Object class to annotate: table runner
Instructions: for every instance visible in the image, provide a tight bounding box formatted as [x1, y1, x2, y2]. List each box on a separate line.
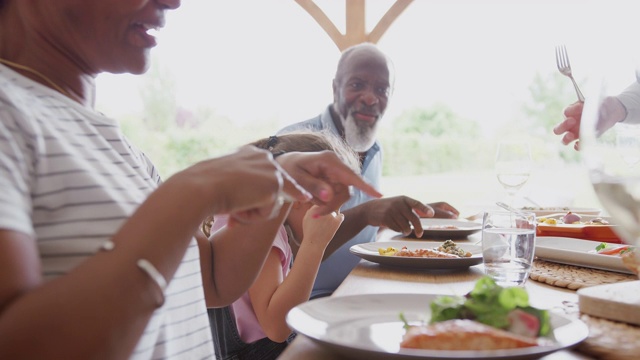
[529, 259, 636, 290]
[529, 259, 640, 359]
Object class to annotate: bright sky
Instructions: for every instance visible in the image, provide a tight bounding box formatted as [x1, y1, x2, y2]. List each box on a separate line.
[96, 0, 638, 134]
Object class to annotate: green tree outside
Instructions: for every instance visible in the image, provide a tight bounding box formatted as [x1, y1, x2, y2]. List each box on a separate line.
[112, 57, 580, 183]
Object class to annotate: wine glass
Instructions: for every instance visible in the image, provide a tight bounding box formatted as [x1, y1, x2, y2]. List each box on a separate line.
[580, 54, 640, 274]
[495, 141, 532, 207]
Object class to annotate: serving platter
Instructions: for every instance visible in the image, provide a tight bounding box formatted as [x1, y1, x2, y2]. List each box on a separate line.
[520, 207, 601, 217]
[411, 218, 482, 239]
[286, 293, 588, 360]
[350, 240, 483, 270]
[535, 236, 634, 274]
[536, 214, 621, 243]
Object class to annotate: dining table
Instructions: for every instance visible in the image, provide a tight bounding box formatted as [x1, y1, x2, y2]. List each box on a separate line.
[277, 225, 639, 360]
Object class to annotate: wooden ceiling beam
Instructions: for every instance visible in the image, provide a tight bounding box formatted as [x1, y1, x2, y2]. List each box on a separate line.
[294, 0, 346, 50]
[345, 0, 366, 47]
[295, 0, 414, 51]
[368, 0, 413, 44]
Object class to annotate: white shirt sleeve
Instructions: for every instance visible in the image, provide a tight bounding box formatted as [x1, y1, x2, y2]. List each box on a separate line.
[618, 82, 640, 124]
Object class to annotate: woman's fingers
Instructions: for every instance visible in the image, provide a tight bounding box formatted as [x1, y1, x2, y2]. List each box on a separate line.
[215, 146, 297, 225]
[218, 146, 381, 225]
[276, 151, 382, 215]
[272, 161, 313, 204]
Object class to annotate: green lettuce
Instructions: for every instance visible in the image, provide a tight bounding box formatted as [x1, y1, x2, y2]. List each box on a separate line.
[428, 276, 551, 336]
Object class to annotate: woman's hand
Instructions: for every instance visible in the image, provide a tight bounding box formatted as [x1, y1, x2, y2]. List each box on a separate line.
[199, 146, 380, 227]
[191, 146, 310, 225]
[275, 150, 382, 217]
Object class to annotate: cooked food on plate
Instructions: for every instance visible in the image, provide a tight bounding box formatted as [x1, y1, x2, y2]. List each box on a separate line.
[537, 211, 609, 225]
[591, 242, 634, 256]
[378, 240, 472, 258]
[424, 225, 459, 230]
[400, 276, 551, 351]
[436, 239, 472, 257]
[522, 206, 570, 211]
[621, 251, 640, 275]
[592, 242, 640, 274]
[395, 248, 460, 258]
[401, 319, 539, 350]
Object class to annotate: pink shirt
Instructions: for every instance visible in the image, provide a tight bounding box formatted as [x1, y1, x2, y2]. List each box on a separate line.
[210, 215, 292, 343]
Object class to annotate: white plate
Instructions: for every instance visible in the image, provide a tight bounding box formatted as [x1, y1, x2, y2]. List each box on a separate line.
[350, 240, 482, 270]
[287, 293, 588, 360]
[520, 207, 601, 217]
[412, 218, 482, 239]
[535, 237, 633, 274]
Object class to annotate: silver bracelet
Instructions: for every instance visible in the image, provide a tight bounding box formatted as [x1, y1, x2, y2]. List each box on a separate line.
[99, 241, 166, 307]
[100, 240, 115, 251]
[137, 259, 167, 307]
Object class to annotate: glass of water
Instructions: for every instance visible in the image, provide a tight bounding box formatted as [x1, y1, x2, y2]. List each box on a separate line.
[481, 211, 536, 287]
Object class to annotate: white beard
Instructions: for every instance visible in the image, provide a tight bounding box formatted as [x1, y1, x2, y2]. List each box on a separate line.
[342, 112, 377, 152]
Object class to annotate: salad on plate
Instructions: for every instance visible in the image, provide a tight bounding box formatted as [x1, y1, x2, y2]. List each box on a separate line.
[400, 277, 552, 350]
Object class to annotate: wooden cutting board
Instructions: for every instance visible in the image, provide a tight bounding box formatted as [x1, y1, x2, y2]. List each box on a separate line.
[578, 280, 640, 325]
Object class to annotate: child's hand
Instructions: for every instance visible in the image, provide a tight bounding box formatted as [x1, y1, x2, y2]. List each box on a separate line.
[301, 205, 344, 248]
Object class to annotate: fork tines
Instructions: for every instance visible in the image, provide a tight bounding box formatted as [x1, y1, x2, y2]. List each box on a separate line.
[555, 45, 571, 72]
[555, 44, 585, 102]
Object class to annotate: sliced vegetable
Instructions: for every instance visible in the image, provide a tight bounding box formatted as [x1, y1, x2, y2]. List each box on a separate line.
[597, 245, 632, 256]
[507, 309, 540, 338]
[427, 276, 551, 337]
[399, 312, 410, 330]
[595, 242, 608, 252]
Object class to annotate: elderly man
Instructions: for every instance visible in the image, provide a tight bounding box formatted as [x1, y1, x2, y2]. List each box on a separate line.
[278, 43, 459, 298]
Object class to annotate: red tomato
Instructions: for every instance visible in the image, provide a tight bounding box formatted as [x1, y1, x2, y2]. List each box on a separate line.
[597, 245, 632, 256]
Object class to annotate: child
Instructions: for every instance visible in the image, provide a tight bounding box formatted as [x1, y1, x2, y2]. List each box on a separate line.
[207, 131, 360, 360]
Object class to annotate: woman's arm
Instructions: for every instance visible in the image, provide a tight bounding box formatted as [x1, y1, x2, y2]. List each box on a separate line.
[0, 147, 378, 358]
[0, 147, 298, 359]
[0, 168, 215, 359]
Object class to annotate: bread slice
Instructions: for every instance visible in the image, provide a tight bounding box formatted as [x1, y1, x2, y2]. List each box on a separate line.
[401, 319, 539, 350]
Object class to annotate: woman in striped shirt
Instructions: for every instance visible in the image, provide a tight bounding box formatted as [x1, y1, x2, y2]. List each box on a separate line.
[0, 1, 381, 358]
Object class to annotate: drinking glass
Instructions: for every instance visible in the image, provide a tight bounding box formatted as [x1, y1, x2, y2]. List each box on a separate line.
[495, 141, 532, 207]
[481, 211, 536, 287]
[580, 55, 640, 274]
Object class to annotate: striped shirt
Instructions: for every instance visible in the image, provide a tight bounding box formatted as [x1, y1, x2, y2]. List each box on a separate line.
[0, 64, 214, 359]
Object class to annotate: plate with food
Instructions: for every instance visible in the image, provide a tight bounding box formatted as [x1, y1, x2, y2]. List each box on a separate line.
[286, 277, 588, 360]
[535, 237, 635, 274]
[535, 212, 622, 243]
[410, 218, 482, 239]
[350, 240, 482, 270]
[520, 206, 601, 217]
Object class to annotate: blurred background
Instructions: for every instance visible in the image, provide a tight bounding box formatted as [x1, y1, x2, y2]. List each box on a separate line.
[95, 0, 638, 215]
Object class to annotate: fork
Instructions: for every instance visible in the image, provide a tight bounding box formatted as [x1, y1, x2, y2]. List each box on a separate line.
[555, 45, 585, 102]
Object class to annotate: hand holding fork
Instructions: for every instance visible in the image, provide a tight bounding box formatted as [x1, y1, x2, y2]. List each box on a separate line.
[555, 45, 585, 102]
